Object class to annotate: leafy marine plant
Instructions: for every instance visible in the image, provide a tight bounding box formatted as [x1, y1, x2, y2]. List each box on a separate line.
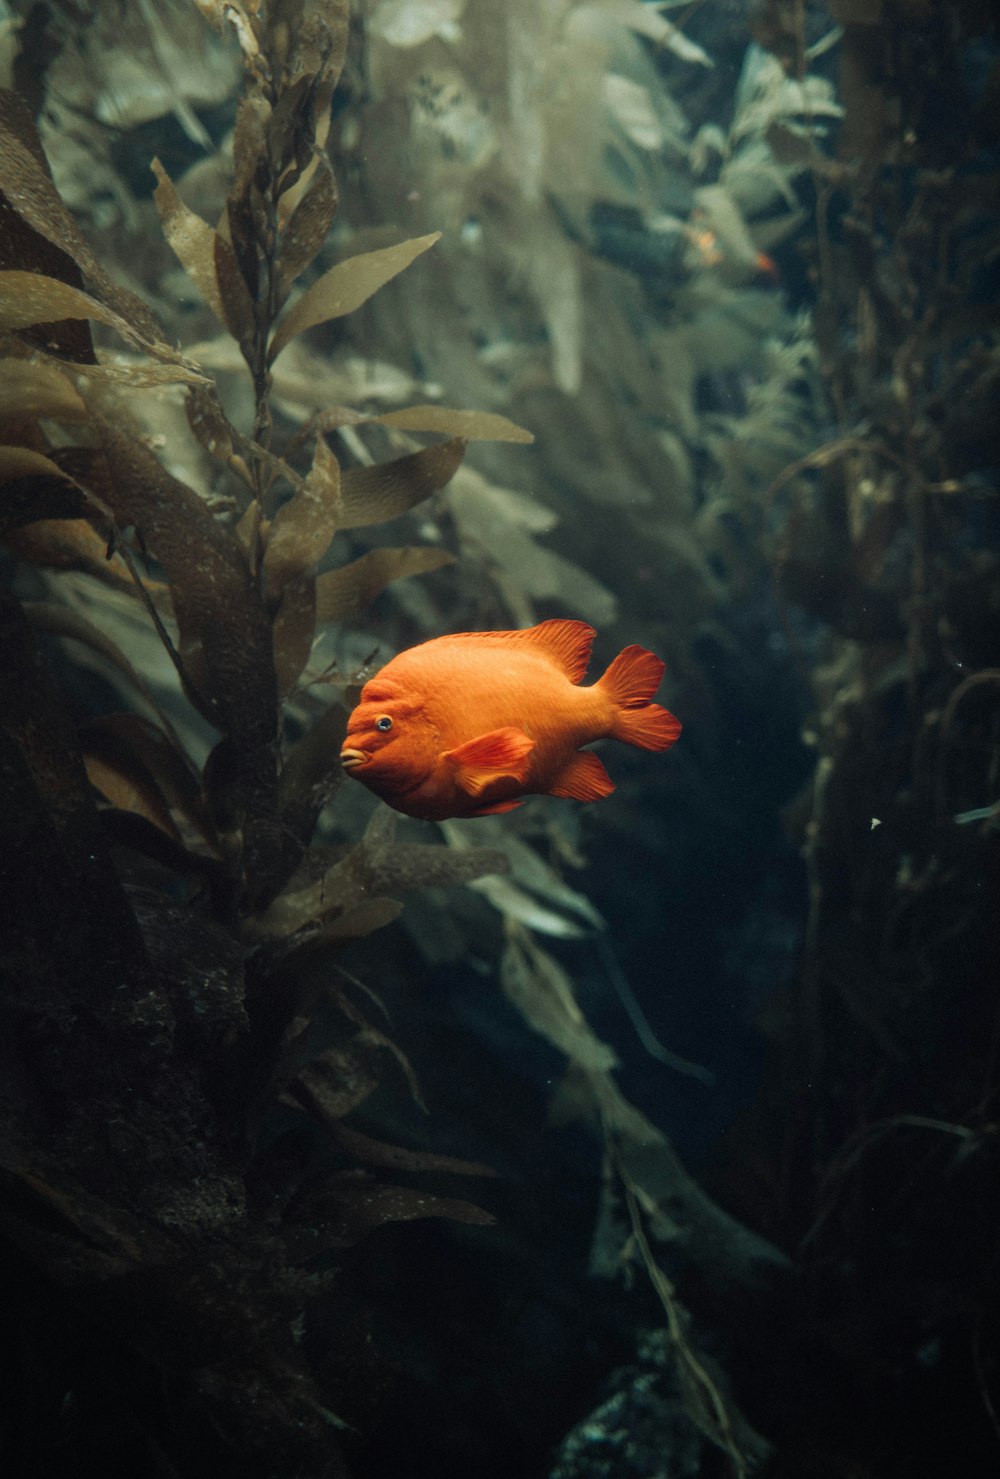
[351, 0, 830, 648]
[754, 0, 1000, 1157]
[0, 3, 547, 1471]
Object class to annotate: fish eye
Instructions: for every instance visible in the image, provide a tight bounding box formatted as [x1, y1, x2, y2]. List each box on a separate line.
[375, 715, 393, 732]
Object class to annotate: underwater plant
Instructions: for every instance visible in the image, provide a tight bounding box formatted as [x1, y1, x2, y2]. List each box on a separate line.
[0, 3, 550, 1471]
[0, 4, 802, 1472]
[350, 3, 1000, 1474]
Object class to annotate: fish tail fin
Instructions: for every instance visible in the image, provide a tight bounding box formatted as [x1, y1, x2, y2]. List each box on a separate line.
[599, 645, 682, 752]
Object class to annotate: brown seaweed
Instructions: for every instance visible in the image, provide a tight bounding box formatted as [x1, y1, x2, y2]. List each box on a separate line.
[0, 6, 516, 1471]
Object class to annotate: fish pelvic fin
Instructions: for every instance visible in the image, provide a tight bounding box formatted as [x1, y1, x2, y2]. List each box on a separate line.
[548, 750, 615, 802]
[598, 645, 682, 752]
[445, 726, 535, 798]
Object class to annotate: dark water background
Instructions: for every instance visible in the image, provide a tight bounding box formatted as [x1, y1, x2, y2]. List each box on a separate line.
[3, 3, 999, 1478]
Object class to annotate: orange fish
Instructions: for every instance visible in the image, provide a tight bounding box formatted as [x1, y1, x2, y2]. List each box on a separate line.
[339, 619, 681, 821]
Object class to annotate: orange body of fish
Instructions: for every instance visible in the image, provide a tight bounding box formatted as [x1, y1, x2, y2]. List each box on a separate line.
[339, 618, 681, 821]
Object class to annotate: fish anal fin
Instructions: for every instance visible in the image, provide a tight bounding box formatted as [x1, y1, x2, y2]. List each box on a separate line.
[429, 620, 595, 683]
[548, 750, 615, 802]
[445, 727, 534, 798]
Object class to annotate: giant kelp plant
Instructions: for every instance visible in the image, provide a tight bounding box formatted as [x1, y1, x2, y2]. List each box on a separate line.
[718, 1, 1000, 1468]
[0, 4, 779, 1471]
[0, 4, 529, 1474]
[344, 5, 1000, 1471]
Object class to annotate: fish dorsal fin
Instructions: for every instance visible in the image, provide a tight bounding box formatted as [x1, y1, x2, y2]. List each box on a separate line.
[444, 727, 534, 798]
[431, 620, 596, 683]
[525, 619, 596, 682]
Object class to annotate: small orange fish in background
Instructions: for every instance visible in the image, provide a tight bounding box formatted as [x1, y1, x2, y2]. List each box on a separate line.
[340, 618, 681, 821]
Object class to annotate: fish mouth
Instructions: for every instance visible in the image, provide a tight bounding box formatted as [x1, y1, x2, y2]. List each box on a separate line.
[340, 747, 369, 772]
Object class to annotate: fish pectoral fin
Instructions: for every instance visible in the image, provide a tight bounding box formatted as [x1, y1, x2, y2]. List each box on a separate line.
[547, 750, 615, 802]
[445, 727, 534, 798]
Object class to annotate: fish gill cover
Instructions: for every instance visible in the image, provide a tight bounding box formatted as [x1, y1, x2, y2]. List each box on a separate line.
[1, 3, 999, 1479]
